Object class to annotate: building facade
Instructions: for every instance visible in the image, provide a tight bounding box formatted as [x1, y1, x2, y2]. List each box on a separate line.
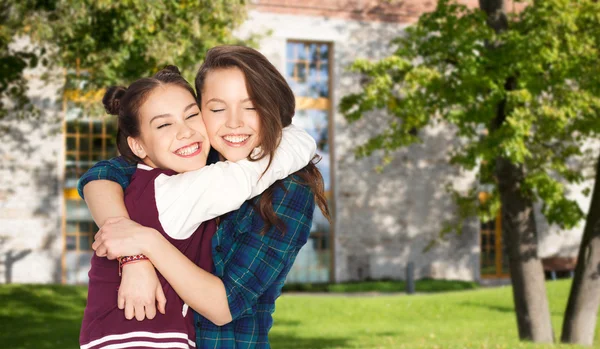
[0, 0, 588, 284]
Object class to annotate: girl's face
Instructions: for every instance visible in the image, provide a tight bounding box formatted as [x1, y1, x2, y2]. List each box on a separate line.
[200, 67, 261, 161]
[129, 84, 210, 173]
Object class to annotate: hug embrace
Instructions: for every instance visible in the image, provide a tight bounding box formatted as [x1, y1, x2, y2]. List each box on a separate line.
[77, 45, 330, 349]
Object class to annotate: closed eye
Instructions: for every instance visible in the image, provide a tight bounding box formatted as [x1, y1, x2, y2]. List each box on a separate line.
[210, 109, 225, 113]
[157, 123, 171, 129]
[186, 113, 199, 119]
[245, 107, 256, 111]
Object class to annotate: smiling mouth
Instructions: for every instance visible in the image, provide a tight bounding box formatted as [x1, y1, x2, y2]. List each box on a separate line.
[174, 142, 201, 157]
[222, 134, 251, 146]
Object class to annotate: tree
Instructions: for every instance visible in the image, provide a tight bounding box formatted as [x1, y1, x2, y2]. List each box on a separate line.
[558, 5, 600, 345]
[562, 157, 600, 346]
[340, 0, 600, 344]
[0, 2, 42, 121]
[0, 0, 251, 119]
[480, 0, 553, 342]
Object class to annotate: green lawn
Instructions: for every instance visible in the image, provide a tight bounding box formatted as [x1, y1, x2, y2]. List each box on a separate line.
[282, 279, 479, 293]
[0, 280, 597, 349]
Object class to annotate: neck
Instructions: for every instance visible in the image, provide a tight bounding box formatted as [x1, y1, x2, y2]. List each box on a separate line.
[141, 157, 157, 169]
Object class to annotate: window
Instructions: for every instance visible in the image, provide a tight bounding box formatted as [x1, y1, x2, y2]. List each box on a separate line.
[286, 41, 334, 283]
[479, 192, 509, 278]
[62, 70, 118, 284]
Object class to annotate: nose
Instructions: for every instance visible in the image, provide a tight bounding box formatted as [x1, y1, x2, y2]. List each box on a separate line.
[225, 109, 243, 129]
[176, 122, 195, 140]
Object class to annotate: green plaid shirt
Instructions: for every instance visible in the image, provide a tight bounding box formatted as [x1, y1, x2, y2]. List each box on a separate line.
[78, 157, 315, 349]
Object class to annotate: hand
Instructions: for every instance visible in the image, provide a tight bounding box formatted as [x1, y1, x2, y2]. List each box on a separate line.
[119, 261, 167, 321]
[92, 217, 156, 259]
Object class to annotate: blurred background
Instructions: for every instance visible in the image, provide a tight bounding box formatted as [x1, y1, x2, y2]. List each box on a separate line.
[1, 0, 599, 348]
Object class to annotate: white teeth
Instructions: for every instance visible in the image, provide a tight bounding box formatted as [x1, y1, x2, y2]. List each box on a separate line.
[223, 135, 250, 144]
[176, 143, 199, 156]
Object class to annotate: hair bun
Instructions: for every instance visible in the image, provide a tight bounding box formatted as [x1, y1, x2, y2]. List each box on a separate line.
[102, 86, 127, 115]
[154, 65, 182, 78]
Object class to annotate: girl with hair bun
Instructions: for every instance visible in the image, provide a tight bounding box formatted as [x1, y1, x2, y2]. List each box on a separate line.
[79, 66, 316, 349]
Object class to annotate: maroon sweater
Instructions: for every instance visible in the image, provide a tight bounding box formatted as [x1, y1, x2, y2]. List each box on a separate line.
[80, 167, 216, 349]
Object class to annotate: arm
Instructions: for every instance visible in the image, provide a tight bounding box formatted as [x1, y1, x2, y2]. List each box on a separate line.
[142, 230, 231, 325]
[93, 178, 315, 326]
[77, 156, 136, 201]
[79, 157, 165, 321]
[78, 157, 135, 225]
[83, 180, 129, 226]
[156, 124, 316, 239]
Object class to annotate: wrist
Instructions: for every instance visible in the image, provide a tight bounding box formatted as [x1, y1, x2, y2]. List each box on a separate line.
[119, 255, 149, 276]
[141, 228, 162, 259]
[121, 259, 151, 269]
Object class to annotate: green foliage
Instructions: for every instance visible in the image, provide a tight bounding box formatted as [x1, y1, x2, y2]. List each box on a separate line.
[0, 0, 251, 117]
[0, 3, 45, 120]
[340, 0, 600, 233]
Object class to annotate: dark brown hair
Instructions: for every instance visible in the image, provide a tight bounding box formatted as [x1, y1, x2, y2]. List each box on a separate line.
[103, 65, 196, 163]
[195, 45, 330, 234]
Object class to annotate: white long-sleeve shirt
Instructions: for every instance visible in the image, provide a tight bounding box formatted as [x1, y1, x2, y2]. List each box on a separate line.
[153, 124, 316, 239]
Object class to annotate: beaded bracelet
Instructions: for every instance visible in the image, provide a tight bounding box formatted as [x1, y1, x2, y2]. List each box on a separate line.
[118, 254, 149, 276]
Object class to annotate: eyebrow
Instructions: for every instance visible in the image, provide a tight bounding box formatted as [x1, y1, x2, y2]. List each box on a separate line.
[149, 103, 198, 124]
[204, 98, 253, 106]
[204, 98, 226, 106]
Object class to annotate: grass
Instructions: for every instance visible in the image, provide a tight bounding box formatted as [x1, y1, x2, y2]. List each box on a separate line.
[0, 280, 598, 349]
[282, 279, 479, 293]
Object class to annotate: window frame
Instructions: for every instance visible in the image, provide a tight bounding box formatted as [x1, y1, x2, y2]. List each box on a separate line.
[61, 65, 118, 284]
[286, 40, 336, 282]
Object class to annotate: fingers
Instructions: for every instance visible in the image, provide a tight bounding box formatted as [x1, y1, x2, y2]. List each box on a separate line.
[145, 302, 157, 320]
[124, 301, 135, 320]
[121, 295, 152, 321]
[134, 303, 146, 321]
[117, 292, 125, 310]
[94, 244, 108, 257]
[92, 228, 107, 256]
[156, 285, 167, 315]
[92, 230, 102, 251]
[106, 250, 119, 260]
[92, 218, 117, 248]
[93, 228, 116, 259]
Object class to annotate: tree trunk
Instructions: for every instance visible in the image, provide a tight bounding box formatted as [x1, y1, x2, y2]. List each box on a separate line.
[481, 0, 554, 343]
[495, 157, 555, 343]
[478, 0, 509, 33]
[561, 153, 600, 346]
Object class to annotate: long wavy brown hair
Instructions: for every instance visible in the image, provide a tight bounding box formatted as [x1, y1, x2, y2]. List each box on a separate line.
[195, 45, 330, 235]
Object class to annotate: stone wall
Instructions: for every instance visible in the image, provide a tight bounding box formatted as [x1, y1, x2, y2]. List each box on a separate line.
[0, 38, 64, 283]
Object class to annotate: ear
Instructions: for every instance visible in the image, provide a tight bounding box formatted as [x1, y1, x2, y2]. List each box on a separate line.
[127, 136, 147, 159]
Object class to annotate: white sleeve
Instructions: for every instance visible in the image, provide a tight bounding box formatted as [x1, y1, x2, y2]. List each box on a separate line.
[155, 124, 316, 239]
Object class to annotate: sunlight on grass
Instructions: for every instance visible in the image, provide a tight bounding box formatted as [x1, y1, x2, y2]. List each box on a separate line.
[0, 284, 88, 349]
[0, 280, 598, 349]
[270, 280, 599, 349]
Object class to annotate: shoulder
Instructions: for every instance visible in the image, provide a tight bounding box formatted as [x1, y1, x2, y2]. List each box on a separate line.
[126, 167, 162, 200]
[77, 156, 136, 199]
[273, 174, 315, 202]
[259, 174, 316, 243]
[231, 173, 315, 219]
[221, 174, 315, 246]
[258, 174, 315, 220]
